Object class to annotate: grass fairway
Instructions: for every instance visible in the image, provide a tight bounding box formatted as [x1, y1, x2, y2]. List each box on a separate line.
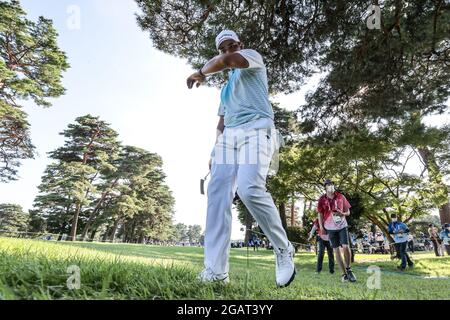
[0, 237, 449, 300]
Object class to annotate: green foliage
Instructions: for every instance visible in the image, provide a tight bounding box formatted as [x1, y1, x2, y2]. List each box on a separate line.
[0, 0, 69, 181]
[286, 226, 308, 249]
[0, 100, 33, 181]
[169, 223, 202, 244]
[0, 203, 28, 232]
[342, 192, 364, 233]
[296, 1, 450, 223]
[409, 214, 443, 235]
[171, 223, 188, 242]
[135, 0, 325, 94]
[32, 161, 97, 234]
[187, 225, 202, 244]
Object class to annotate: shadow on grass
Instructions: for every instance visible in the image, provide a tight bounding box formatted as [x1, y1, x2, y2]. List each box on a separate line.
[55, 241, 206, 266]
[354, 255, 450, 278]
[55, 242, 290, 269]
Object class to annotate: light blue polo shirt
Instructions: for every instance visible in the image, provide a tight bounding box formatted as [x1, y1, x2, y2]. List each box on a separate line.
[217, 49, 274, 128]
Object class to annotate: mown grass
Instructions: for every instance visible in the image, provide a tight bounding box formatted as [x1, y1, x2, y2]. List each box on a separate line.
[0, 237, 449, 300]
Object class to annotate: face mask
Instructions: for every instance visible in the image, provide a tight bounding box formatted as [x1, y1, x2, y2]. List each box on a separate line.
[325, 185, 335, 193]
[392, 218, 397, 222]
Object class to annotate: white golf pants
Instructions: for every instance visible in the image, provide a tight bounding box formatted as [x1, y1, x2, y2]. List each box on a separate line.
[204, 117, 289, 275]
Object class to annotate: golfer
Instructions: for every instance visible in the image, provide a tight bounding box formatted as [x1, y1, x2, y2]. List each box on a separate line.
[186, 30, 295, 287]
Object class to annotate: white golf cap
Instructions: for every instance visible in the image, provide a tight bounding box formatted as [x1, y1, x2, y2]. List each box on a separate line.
[215, 30, 240, 50]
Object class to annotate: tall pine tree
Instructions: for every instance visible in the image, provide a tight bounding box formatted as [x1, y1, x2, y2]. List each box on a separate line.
[0, 0, 69, 181]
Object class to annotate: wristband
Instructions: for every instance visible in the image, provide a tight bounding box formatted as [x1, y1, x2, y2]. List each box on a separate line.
[199, 68, 206, 77]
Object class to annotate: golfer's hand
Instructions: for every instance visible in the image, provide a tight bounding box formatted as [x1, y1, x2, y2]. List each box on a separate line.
[187, 72, 205, 89]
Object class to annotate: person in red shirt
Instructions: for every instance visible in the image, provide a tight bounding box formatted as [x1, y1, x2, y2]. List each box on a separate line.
[308, 218, 335, 274]
[317, 179, 356, 282]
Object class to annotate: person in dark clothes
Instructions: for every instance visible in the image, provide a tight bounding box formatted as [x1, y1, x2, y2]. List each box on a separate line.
[388, 214, 414, 271]
[308, 218, 335, 274]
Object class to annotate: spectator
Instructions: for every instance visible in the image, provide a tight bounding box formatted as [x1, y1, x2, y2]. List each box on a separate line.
[428, 224, 443, 257]
[439, 223, 450, 256]
[348, 232, 357, 262]
[252, 235, 260, 252]
[308, 219, 335, 274]
[375, 230, 385, 254]
[368, 231, 375, 245]
[407, 234, 414, 253]
[317, 179, 356, 282]
[388, 214, 414, 271]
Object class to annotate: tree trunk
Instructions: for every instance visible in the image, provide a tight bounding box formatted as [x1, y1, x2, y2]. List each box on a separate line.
[81, 178, 120, 240]
[58, 221, 67, 241]
[69, 202, 81, 241]
[102, 228, 109, 242]
[439, 202, 450, 224]
[418, 147, 450, 224]
[278, 202, 287, 231]
[89, 228, 97, 242]
[108, 219, 120, 242]
[130, 219, 137, 242]
[244, 208, 253, 244]
[301, 200, 309, 227]
[71, 129, 99, 241]
[81, 210, 98, 241]
[68, 173, 98, 242]
[290, 199, 295, 226]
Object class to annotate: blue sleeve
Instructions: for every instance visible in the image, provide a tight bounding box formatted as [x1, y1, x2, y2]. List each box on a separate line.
[388, 223, 394, 234]
[402, 223, 409, 233]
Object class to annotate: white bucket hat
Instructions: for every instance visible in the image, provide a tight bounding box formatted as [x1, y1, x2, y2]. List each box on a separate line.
[215, 30, 240, 50]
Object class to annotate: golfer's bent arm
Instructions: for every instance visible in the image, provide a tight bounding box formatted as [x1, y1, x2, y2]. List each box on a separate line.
[201, 53, 249, 75]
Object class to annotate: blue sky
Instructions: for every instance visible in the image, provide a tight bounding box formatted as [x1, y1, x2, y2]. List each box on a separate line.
[0, 0, 309, 240]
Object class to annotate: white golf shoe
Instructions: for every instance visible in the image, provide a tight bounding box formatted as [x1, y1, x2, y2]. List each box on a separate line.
[198, 268, 230, 284]
[275, 241, 296, 288]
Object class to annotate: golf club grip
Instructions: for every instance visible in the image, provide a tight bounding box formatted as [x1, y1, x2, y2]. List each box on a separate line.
[200, 179, 205, 195]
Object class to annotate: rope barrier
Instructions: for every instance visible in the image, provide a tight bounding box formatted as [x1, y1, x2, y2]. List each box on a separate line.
[245, 228, 405, 252]
[0, 229, 119, 243]
[1, 228, 429, 254]
[0, 230, 175, 245]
